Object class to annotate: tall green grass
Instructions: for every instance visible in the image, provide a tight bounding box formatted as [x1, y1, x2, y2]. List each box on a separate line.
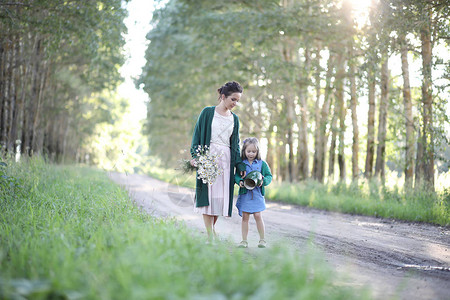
[0, 158, 369, 299]
[147, 165, 449, 226]
[266, 180, 450, 226]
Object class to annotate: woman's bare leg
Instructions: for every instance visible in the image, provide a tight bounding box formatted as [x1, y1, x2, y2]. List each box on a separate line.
[241, 212, 250, 241]
[213, 216, 219, 238]
[254, 212, 265, 240]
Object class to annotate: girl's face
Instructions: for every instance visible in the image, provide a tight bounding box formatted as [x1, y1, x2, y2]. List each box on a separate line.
[220, 92, 241, 111]
[245, 143, 258, 161]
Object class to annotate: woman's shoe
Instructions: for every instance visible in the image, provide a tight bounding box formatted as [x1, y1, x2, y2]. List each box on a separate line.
[238, 240, 248, 248]
[258, 239, 266, 248]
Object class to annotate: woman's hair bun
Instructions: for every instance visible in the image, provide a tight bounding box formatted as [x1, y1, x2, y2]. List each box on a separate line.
[217, 81, 243, 97]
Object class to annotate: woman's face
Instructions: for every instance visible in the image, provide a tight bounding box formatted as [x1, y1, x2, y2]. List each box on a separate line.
[245, 144, 258, 161]
[221, 92, 241, 110]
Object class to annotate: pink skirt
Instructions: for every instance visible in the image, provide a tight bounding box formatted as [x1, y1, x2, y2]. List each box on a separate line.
[194, 142, 231, 216]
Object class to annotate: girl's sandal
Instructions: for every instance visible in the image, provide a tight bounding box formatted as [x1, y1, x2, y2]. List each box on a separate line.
[238, 240, 248, 248]
[258, 239, 267, 248]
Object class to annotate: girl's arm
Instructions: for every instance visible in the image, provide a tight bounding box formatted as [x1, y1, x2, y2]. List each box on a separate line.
[261, 161, 273, 186]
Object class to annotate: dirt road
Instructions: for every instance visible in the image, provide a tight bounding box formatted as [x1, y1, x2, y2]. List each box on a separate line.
[109, 172, 450, 300]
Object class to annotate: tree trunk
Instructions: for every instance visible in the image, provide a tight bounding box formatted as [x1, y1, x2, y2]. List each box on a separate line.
[328, 110, 338, 180]
[329, 52, 345, 181]
[415, 127, 424, 187]
[335, 52, 346, 182]
[297, 48, 310, 180]
[9, 34, 27, 152]
[415, 11, 434, 190]
[400, 34, 414, 189]
[281, 43, 296, 182]
[374, 55, 389, 182]
[315, 53, 335, 183]
[266, 123, 275, 181]
[0, 37, 4, 148]
[23, 35, 40, 155]
[365, 72, 376, 179]
[32, 60, 49, 155]
[286, 96, 295, 182]
[312, 49, 322, 180]
[62, 116, 71, 163]
[27, 37, 43, 155]
[1, 37, 12, 149]
[349, 53, 359, 181]
[277, 131, 285, 182]
[6, 39, 16, 151]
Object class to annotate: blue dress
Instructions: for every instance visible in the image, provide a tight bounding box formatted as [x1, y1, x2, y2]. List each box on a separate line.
[235, 159, 266, 217]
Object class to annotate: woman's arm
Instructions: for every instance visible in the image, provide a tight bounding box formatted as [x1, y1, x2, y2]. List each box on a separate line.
[232, 116, 246, 176]
[235, 171, 244, 185]
[190, 109, 205, 158]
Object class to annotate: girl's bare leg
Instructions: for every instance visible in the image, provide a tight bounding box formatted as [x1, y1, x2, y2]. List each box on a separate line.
[254, 212, 265, 240]
[241, 212, 250, 241]
[202, 214, 214, 241]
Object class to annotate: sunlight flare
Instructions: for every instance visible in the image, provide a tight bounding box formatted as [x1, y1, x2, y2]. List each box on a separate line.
[346, 0, 375, 27]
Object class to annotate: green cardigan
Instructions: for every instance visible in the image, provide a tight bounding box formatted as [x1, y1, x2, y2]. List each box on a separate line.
[234, 160, 273, 196]
[190, 106, 246, 216]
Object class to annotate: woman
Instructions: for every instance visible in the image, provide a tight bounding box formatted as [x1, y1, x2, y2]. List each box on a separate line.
[190, 81, 246, 242]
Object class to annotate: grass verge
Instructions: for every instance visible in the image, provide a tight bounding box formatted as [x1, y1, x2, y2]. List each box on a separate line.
[0, 158, 369, 299]
[148, 165, 449, 226]
[266, 180, 449, 226]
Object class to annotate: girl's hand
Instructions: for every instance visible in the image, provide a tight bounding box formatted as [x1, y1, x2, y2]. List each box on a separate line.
[239, 181, 244, 188]
[241, 171, 246, 178]
[258, 176, 264, 187]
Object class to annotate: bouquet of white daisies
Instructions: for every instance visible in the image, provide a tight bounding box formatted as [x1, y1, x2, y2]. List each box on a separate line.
[179, 145, 223, 185]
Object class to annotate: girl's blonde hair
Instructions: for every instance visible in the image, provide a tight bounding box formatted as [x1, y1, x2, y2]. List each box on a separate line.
[241, 137, 261, 160]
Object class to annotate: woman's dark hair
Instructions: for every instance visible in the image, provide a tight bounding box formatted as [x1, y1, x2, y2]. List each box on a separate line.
[241, 137, 261, 160]
[217, 81, 243, 97]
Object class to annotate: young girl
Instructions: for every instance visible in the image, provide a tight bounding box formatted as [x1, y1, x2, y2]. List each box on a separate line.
[235, 137, 272, 248]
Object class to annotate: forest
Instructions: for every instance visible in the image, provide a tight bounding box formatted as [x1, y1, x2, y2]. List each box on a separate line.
[1, 1, 449, 298]
[1, 0, 449, 193]
[138, 0, 449, 192]
[0, 0, 128, 162]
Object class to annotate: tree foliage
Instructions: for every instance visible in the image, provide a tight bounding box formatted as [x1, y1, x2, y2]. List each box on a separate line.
[139, 0, 449, 190]
[0, 0, 129, 161]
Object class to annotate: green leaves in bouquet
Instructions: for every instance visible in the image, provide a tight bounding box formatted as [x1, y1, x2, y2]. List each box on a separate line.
[178, 159, 197, 174]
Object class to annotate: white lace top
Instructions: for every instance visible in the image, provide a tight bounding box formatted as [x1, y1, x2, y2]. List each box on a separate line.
[210, 110, 234, 147]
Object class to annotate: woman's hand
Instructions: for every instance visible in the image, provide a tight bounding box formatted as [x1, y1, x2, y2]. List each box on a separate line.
[190, 159, 197, 167]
